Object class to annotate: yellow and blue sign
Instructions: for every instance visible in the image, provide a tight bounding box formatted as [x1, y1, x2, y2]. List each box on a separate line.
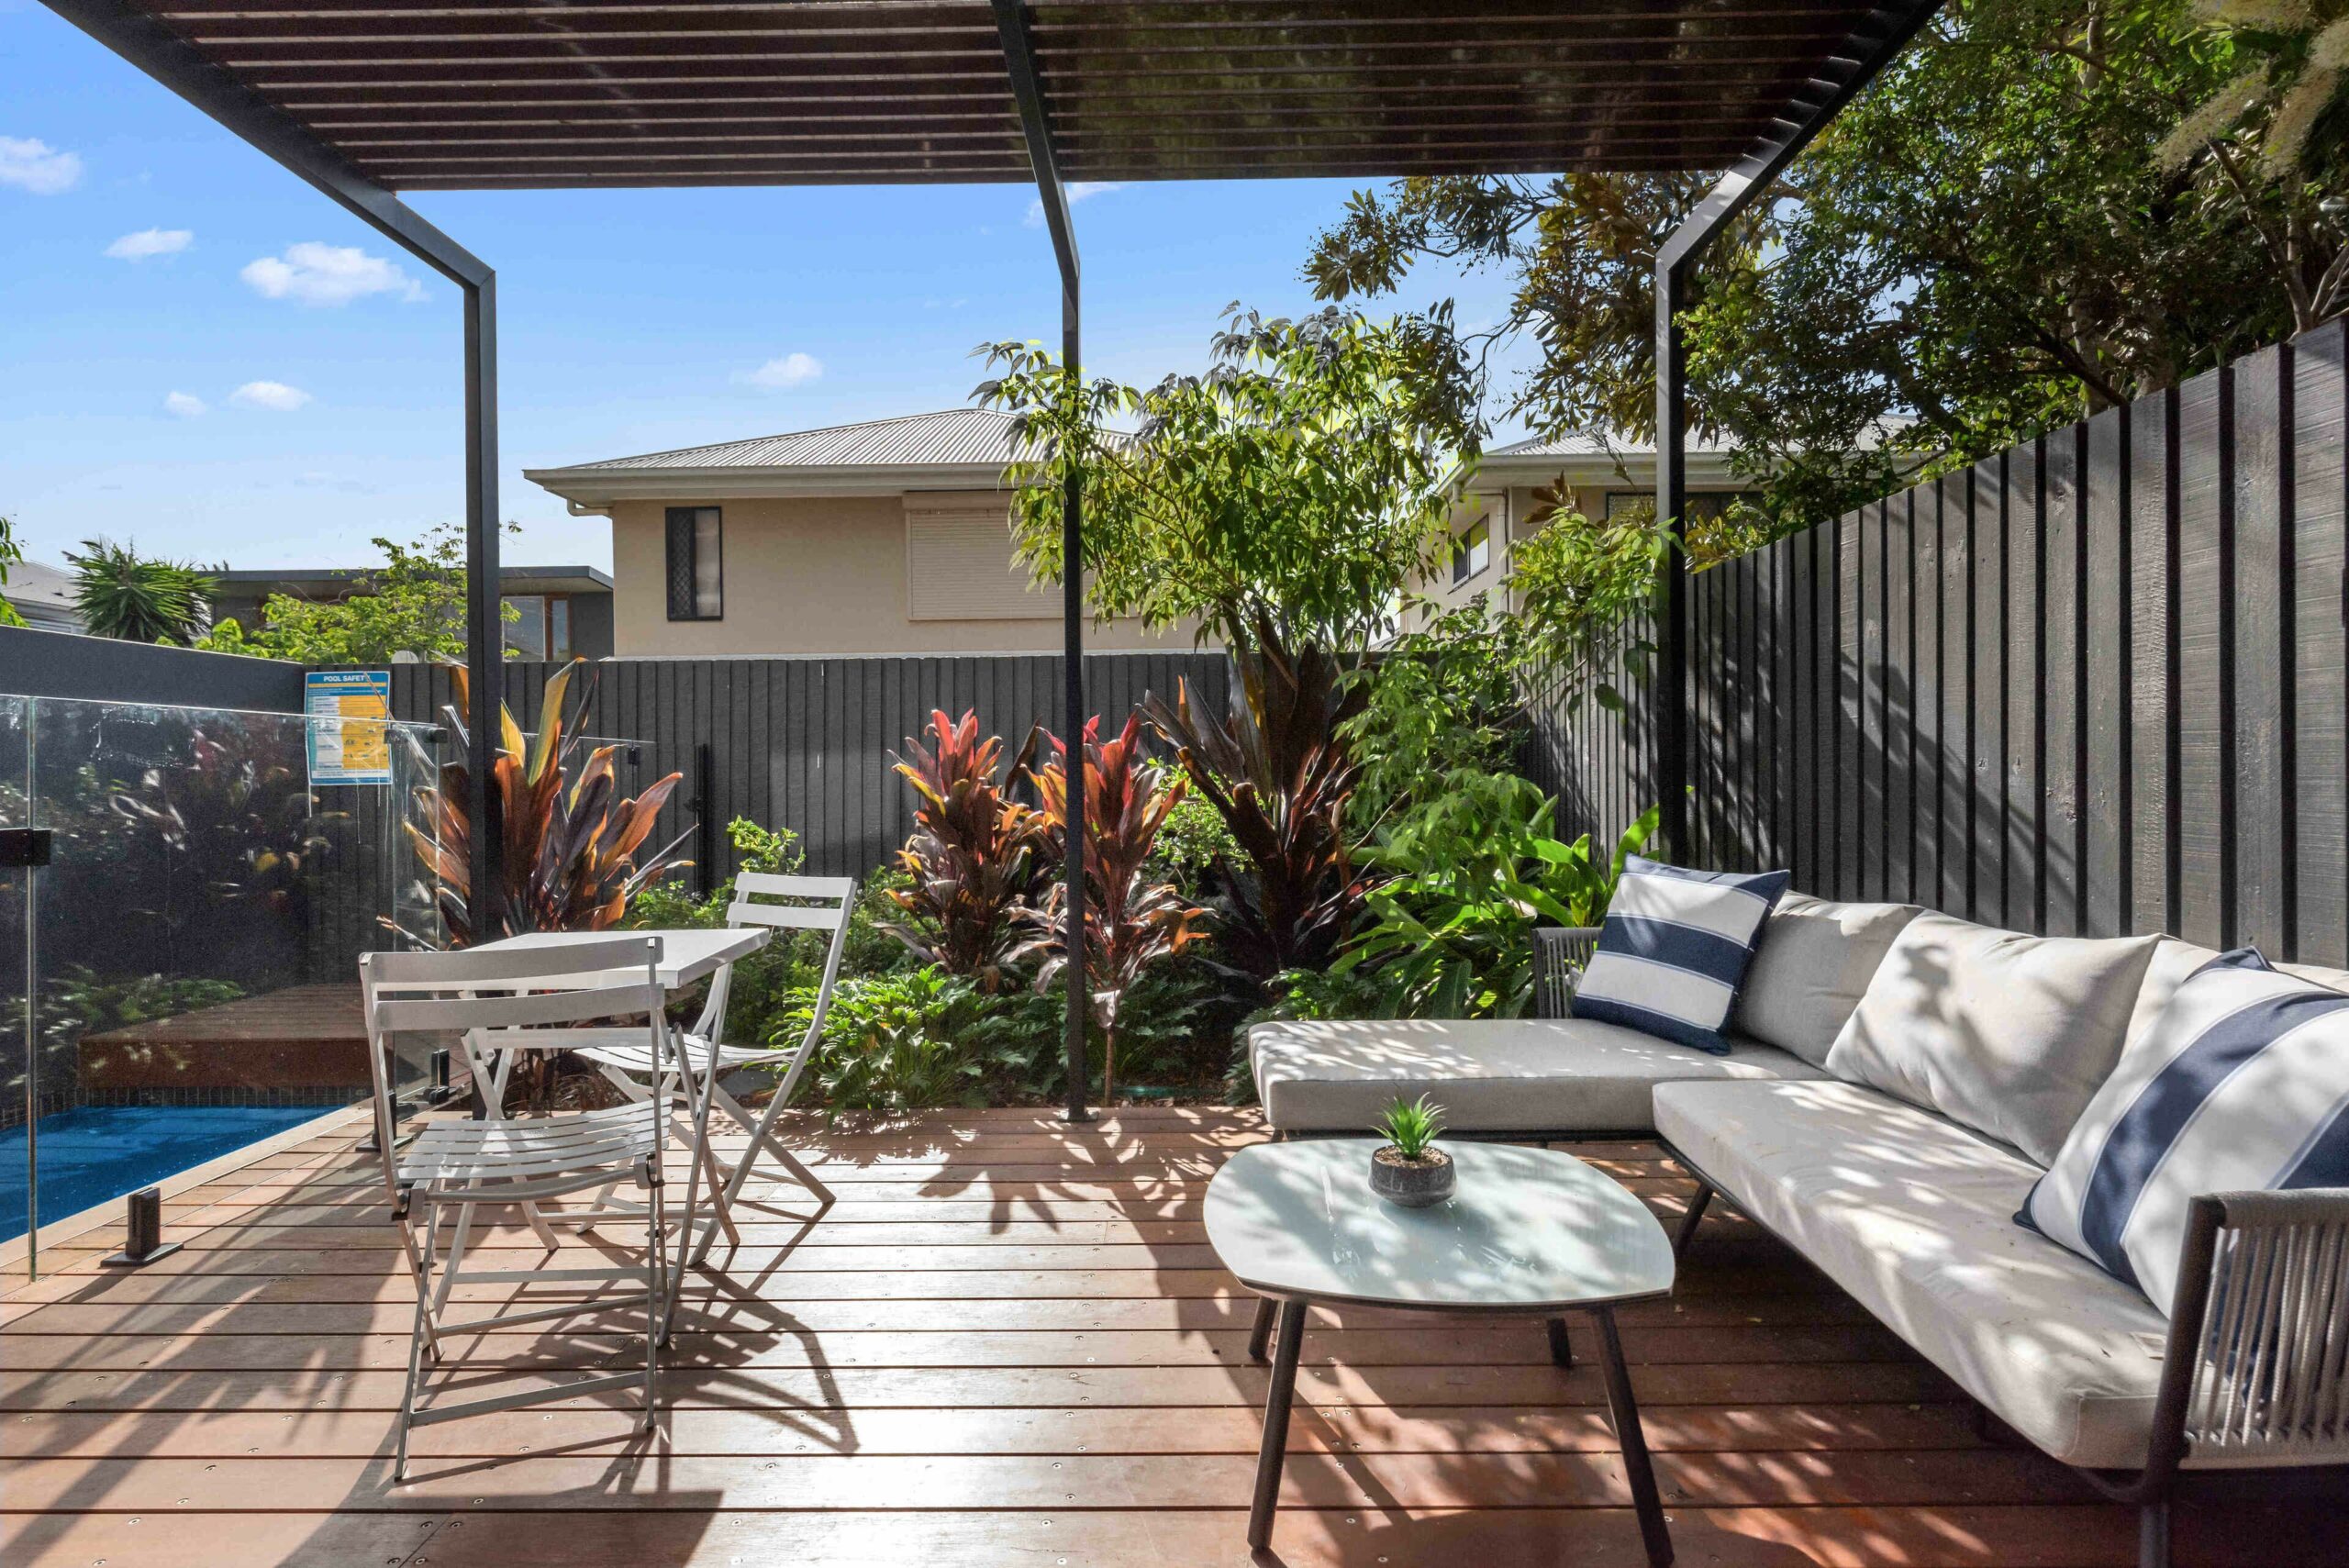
[305, 670, 394, 785]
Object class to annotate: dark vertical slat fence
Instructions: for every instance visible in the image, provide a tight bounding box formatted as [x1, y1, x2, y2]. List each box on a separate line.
[1529, 321, 2349, 960]
[393, 651, 1230, 881]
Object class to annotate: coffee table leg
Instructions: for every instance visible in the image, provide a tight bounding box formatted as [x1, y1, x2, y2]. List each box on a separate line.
[1596, 1305, 1673, 1568]
[1247, 1296, 1276, 1362]
[1546, 1317, 1574, 1367]
[1248, 1299, 1307, 1551]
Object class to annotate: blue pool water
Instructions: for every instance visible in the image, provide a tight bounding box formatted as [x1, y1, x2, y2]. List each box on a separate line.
[1, 1104, 333, 1241]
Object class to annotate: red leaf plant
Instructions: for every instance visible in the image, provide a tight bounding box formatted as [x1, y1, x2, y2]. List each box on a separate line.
[1019, 713, 1209, 1101]
[883, 708, 1052, 992]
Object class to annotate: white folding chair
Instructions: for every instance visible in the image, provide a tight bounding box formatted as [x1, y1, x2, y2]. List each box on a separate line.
[576, 873, 856, 1262]
[359, 937, 718, 1480]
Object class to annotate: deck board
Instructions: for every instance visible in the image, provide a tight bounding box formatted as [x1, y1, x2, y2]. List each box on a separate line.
[0, 1109, 2328, 1567]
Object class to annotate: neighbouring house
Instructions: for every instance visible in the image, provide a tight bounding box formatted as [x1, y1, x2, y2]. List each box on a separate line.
[211, 563, 616, 661]
[1419, 433, 1756, 617]
[524, 409, 1192, 657]
[1, 560, 83, 633]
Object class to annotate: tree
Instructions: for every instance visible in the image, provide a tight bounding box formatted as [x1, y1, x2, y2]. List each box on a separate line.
[0, 517, 24, 630]
[973, 305, 1478, 656]
[66, 538, 217, 645]
[1305, 0, 2347, 528]
[198, 520, 516, 664]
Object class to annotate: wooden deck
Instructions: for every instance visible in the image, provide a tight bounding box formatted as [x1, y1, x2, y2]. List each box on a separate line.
[0, 1106, 2332, 1567]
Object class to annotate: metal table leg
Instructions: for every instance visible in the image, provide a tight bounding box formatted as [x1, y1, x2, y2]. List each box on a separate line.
[1247, 1300, 1307, 1551]
[1596, 1305, 1673, 1568]
[1247, 1296, 1276, 1362]
[1546, 1317, 1574, 1367]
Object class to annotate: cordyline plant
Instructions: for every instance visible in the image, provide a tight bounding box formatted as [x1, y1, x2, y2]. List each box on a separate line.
[882, 708, 1051, 992]
[1141, 617, 1368, 979]
[395, 659, 690, 947]
[1018, 713, 1208, 1102]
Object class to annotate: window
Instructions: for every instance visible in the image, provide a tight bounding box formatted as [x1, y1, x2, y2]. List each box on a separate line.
[1450, 517, 1490, 585]
[665, 507, 722, 620]
[503, 594, 575, 661]
[905, 502, 1038, 620]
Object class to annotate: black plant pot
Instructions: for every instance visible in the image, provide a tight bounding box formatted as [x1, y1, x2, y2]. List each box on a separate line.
[1368, 1144, 1455, 1207]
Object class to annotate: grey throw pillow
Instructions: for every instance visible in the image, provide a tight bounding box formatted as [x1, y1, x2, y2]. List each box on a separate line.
[1823, 913, 2161, 1164]
[1733, 892, 1922, 1065]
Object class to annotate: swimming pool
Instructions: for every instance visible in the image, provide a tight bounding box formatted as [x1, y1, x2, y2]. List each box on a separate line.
[1, 1103, 338, 1242]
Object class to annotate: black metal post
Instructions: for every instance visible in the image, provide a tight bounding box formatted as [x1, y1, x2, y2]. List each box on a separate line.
[1650, 0, 1947, 865]
[993, 0, 1092, 1122]
[462, 274, 503, 940]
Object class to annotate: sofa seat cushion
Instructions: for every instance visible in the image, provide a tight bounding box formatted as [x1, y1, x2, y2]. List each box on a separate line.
[1249, 1017, 1829, 1134]
[1732, 892, 1922, 1065]
[1654, 1079, 2172, 1470]
[1824, 914, 2161, 1164]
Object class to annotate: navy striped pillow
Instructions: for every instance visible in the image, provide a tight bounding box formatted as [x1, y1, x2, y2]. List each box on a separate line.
[1571, 857, 1789, 1054]
[2021, 949, 2349, 1313]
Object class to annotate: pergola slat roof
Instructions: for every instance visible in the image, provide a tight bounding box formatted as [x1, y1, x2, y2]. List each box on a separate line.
[129, 0, 1895, 189]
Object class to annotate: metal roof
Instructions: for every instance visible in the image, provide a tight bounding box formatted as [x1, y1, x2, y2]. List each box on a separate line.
[549, 408, 1029, 472]
[96, 0, 1905, 190]
[1484, 430, 1735, 460]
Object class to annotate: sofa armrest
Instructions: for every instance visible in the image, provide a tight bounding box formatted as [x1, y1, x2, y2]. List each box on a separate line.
[1532, 926, 1603, 1020]
[2150, 1186, 2349, 1477]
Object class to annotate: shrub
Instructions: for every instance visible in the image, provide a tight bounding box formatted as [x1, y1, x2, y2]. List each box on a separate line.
[1143, 793, 1241, 900]
[779, 966, 1056, 1114]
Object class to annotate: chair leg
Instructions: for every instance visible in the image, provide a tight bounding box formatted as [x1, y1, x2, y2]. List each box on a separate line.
[395, 1204, 443, 1482]
[644, 1165, 666, 1426]
[2138, 1495, 2169, 1568]
[1671, 1181, 1713, 1261]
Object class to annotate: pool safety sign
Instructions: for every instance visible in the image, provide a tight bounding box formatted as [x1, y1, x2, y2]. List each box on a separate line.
[306, 670, 395, 785]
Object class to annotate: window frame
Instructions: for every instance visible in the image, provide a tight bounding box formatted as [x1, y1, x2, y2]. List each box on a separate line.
[664, 506, 724, 622]
[1450, 516, 1491, 586]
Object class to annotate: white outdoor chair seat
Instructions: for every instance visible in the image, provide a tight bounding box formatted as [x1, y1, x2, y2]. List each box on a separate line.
[397, 1105, 661, 1195]
[568, 1030, 777, 1074]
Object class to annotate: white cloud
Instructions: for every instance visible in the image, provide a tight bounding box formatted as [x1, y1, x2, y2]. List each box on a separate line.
[240, 241, 424, 306]
[106, 227, 193, 261]
[0, 136, 83, 195]
[230, 380, 311, 411]
[1024, 181, 1124, 228]
[163, 391, 207, 418]
[738, 351, 823, 390]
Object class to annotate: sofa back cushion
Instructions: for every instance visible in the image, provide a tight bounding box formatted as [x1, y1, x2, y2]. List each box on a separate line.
[1823, 914, 2160, 1164]
[1571, 856, 1788, 1055]
[2021, 948, 2349, 1313]
[1732, 893, 1922, 1065]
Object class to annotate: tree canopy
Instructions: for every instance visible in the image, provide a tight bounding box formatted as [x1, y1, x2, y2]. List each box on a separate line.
[199, 520, 517, 665]
[972, 306, 1476, 655]
[1306, 0, 2349, 528]
[66, 538, 217, 645]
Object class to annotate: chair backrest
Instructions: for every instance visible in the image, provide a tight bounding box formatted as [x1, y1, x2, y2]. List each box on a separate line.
[357, 938, 667, 1191]
[719, 873, 856, 1103]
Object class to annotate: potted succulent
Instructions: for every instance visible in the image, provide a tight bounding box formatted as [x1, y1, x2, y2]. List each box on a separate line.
[1367, 1095, 1454, 1207]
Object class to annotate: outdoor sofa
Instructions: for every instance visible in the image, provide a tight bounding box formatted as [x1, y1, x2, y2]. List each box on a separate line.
[1247, 894, 2349, 1568]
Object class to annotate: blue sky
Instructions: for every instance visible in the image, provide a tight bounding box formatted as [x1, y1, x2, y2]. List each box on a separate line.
[2, 1, 1535, 574]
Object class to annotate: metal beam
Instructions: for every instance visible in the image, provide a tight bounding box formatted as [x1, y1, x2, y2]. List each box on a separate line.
[1652, 0, 1943, 859]
[45, 0, 505, 941]
[992, 0, 1092, 1123]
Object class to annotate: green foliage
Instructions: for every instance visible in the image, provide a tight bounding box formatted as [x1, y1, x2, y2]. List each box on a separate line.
[883, 709, 1050, 990]
[974, 305, 1477, 654]
[1375, 1094, 1445, 1160]
[43, 968, 245, 1054]
[1341, 600, 1528, 836]
[1338, 774, 1656, 1018]
[1304, 0, 2346, 530]
[0, 515, 24, 629]
[66, 537, 216, 645]
[782, 967, 992, 1113]
[627, 817, 815, 1044]
[198, 521, 520, 665]
[1143, 793, 1241, 899]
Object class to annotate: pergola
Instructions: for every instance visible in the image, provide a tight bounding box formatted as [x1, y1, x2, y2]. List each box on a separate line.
[49, 0, 1942, 1120]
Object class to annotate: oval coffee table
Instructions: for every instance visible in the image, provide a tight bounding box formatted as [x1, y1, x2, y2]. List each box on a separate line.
[1203, 1138, 1676, 1564]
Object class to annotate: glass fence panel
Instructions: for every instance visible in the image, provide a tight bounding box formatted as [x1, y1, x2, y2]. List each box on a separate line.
[0, 697, 29, 1258]
[11, 696, 440, 1272]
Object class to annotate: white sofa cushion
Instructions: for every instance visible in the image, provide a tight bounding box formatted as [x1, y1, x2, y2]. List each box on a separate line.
[1248, 1017, 1829, 1133]
[1654, 1079, 2173, 1469]
[1823, 914, 2161, 1164]
[1732, 892, 1922, 1065]
[1572, 856, 1789, 1054]
[2023, 948, 2349, 1313]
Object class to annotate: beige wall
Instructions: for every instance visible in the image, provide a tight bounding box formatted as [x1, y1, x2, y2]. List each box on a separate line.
[608, 494, 1193, 657]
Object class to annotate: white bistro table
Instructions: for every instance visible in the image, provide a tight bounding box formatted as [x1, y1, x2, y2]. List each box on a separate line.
[1203, 1138, 1678, 1564]
[467, 927, 771, 1267]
